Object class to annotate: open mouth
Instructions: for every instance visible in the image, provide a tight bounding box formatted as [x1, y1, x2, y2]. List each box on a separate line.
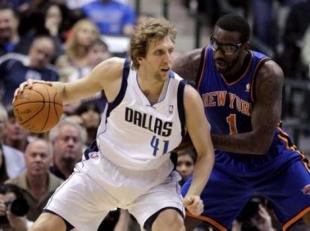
[161, 68, 170, 72]
[215, 59, 227, 71]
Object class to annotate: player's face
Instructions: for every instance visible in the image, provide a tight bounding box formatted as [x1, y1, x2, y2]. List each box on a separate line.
[210, 26, 244, 74]
[140, 36, 175, 81]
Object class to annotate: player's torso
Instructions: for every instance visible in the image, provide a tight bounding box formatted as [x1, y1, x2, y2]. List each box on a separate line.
[197, 47, 268, 136]
[97, 60, 185, 170]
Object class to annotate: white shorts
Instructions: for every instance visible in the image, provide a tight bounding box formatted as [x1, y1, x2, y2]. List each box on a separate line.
[45, 152, 185, 231]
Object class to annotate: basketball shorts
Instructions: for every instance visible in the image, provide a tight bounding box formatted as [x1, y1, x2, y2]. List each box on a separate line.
[182, 150, 310, 230]
[45, 151, 185, 231]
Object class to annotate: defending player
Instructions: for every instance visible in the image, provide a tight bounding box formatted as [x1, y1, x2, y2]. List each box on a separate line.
[173, 14, 310, 230]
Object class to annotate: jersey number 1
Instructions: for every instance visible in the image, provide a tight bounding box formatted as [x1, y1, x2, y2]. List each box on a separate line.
[226, 114, 238, 135]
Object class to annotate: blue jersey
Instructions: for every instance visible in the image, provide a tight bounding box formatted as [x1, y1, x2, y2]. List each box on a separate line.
[182, 47, 310, 230]
[198, 46, 268, 136]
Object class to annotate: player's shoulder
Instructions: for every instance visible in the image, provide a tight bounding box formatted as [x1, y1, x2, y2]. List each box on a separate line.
[91, 57, 125, 78]
[257, 59, 284, 84]
[174, 48, 203, 66]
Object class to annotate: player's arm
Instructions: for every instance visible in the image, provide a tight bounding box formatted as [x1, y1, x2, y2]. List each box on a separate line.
[172, 49, 203, 150]
[172, 49, 202, 83]
[212, 60, 284, 154]
[182, 84, 214, 215]
[52, 57, 124, 103]
[15, 57, 124, 104]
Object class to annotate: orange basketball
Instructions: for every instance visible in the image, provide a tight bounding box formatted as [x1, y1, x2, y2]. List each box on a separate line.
[13, 83, 63, 133]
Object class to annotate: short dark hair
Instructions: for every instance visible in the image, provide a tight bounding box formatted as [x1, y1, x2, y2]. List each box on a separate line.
[215, 14, 250, 43]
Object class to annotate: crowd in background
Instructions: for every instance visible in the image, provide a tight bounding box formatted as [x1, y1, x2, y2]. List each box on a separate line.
[0, 0, 309, 230]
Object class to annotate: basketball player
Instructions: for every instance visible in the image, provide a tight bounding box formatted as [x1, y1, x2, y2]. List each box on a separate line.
[14, 17, 214, 231]
[173, 14, 310, 230]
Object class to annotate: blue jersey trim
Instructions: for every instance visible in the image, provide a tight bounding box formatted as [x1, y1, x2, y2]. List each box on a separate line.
[83, 140, 99, 160]
[106, 58, 130, 118]
[177, 80, 186, 137]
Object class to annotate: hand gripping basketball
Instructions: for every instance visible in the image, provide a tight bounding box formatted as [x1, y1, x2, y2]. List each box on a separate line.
[13, 80, 63, 133]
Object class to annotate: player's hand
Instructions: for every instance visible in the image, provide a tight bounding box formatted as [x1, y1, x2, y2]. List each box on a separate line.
[183, 195, 204, 216]
[13, 80, 51, 103]
[302, 184, 310, 195]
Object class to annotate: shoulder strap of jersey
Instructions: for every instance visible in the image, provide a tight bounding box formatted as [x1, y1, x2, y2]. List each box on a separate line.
[106, 58, 130, 116]
[177, 80, 186, 137]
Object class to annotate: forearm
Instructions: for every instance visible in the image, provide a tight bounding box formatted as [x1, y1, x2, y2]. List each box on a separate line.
[51, 81, 91, 104]
[212, 132, 272, 154]
[186, 150, 214, 196]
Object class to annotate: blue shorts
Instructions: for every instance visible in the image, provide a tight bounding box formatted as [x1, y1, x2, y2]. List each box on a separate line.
[182, 150, 310, 230]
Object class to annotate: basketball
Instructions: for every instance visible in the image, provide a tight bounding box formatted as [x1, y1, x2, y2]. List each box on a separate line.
[13, 83, 63, 133]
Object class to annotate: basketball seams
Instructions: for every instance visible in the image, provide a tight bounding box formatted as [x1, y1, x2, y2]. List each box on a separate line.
[13, 83, 63, 133]
[13, 101, 63, 107]
[53, 93, 61, 121]
[41, 84, 50, 132]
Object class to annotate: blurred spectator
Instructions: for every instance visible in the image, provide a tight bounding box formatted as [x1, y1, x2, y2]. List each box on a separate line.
[76, 102, 101, 146]
[3, 107, 30, 152]
[0, 35, 59, 106]
[68, 39, 110, 111]
[0, 104, 25, 183]
[55, 18, 101, 82]
[250, 0, 279, 51]
[64, 0, 96, 10]
[176, 147, 197, 186]
[279, 0, 310, 79]
[16, 2, 69, 58]
[81, 0, 136, 36]
[0, 183, 30, 231]
[301, 25, 310, 76]
[233, 197, 277, 231]
[49, 119, 86, 180]
[15, 0, 50, 37]
[0, 4, 21, 55]
[6, 139, 63, 221]
[68, 38, 110, 82]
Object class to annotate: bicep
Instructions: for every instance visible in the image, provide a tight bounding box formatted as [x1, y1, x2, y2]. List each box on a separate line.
[251, 61, 284, 136]
[61, 58, 123, 102]
[184, 85, 212, 156]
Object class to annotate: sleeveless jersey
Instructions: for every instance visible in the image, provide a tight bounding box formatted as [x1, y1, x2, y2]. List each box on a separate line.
[197, 47, 300, 159]
[96, 59, 186, 170]
[182, 47, 310, 230]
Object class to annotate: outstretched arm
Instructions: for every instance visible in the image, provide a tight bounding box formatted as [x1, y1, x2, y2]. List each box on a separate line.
[15, 57, 124, 104]
[182, 85, 214, 215]
[212, 60, 284, 154]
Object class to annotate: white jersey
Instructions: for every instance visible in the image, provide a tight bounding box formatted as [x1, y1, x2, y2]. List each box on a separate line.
[96, 59, 186, 171]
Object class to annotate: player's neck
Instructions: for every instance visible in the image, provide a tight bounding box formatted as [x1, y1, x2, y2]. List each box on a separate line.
[137, 72, 167, 104]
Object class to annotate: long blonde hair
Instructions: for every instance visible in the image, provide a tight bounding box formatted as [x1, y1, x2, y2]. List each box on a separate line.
[65, 19, 101, 61]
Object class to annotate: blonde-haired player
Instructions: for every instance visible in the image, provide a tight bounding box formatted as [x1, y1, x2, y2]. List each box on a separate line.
[15, 17, 214, 231]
